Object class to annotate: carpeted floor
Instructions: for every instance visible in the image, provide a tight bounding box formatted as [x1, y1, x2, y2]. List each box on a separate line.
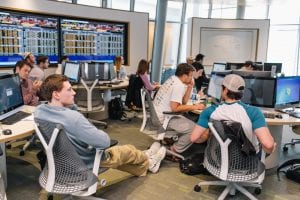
[5, 117, 300, 200]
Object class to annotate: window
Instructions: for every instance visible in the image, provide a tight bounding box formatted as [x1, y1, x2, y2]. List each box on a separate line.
[186, 1, 209, 19]
[211, 4, 237, 19]
[135, 0, 157, 20]
[166, 1, 182, 22]
[77, 0, 101, 7]
[244, 5, 267, 19]
[111, 0, 130, 11]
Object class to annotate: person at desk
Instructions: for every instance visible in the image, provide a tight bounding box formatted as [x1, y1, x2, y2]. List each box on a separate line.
[114, 56, 127, 80]
[192, 54, 209, 92]
[240, 60, 254, 71]
[22, 52, 36, 68]
[29, 55, 49, 81]
[191, 74, 277, 154]
[35, 74, 167, 176]
[15, 60, 41, 106]
[55, 56, 69, 74]
[137, 59, 160, 92]
[153, 63, 206, 155]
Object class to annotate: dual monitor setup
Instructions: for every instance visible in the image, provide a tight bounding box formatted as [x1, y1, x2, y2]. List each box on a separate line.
[63, 62, 117, 84]
[207, 72, 300, 112]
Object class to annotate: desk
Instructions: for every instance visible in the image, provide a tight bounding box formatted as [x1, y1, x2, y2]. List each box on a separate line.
[72, 80, 129, 91]
[0, 106, 35, 187]
[191, 108, 300, 169]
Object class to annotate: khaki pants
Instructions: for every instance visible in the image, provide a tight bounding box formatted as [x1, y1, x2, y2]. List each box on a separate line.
[100, 145, 149, 176]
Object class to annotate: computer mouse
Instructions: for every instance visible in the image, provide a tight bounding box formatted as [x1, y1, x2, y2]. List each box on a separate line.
[2, 129, 12, 135]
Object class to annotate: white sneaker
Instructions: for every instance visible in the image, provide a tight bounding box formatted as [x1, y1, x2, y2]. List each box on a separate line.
[144, 142, 161, 158]
[148, 146, 166, 173]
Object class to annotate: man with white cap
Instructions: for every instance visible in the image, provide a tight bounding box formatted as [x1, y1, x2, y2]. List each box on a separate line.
[190, 74, 276, 154]
[23, 52, 36, 68]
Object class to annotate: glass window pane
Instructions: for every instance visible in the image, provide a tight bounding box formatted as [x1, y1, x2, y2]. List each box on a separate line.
[163, 23, 180, 68]
[111, 0, 130, 11]
[268, 1, 300, 24]
[267, 25, 299, 76]
[135, 0, 157, 20]
[56, 0, 72, 2]
[77, 0, 101, 7]
[186, 2, 209, 19]
[244, 5, 267, 19]
[212, 6, 237, 19]
[166, 1, 182, 22]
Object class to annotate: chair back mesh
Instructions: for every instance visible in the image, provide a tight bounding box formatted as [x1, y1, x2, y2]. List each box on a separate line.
[35, 118, 98, 194]
[143, 89, 165, 133]
[75, 88, 104, 109]
[204, 121, 264, 182]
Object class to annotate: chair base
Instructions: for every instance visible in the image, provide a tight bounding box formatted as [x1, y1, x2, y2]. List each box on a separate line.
[283, 139, 300, 151]
[195, 181, 262, 200]
[59, 194, 105, 200]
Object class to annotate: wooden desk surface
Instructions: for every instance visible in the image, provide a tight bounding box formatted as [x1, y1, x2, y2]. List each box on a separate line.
[0, 106, 35, 143]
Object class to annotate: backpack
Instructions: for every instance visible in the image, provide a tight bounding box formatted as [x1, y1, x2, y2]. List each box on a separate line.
[125, 74, 144, 109]
[109, 97, 126, 120]
[277, 159, 300, 183]
[179, 152, 209, 175]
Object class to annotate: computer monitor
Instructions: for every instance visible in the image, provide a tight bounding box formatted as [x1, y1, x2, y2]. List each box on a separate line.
[0, 74, 24, 121]
[232, 70, 271, 78]
[226, 62, 244, 70]
[80, 62, 113, 82]
[241, 77, 277, 108]
[275, 76, 300, 106]
[63, 62, 81, 83]
[207, 73, 225, 101]
[212, 63, 227, 72]
[109, 64, 116, 80]
[263, 63, 282, 73]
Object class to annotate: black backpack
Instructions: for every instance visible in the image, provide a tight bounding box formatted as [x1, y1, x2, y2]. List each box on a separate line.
[277, 159, 300, 183]
[179, 153, 209, 175]
[109, 97, 126, 120]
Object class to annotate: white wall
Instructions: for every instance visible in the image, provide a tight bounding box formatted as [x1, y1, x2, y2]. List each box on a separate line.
[187, 18, 270, 67]
[0, 0, 149, 75]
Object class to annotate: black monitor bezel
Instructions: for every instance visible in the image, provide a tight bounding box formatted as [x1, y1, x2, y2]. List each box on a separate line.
[241, 76, 277, 108]
[275, 76, 300, 106]
[263, 63, 282, 73]
[212, 62, 227, 72]
[63, 62, 81, 84]
[0, 73, 24, 115]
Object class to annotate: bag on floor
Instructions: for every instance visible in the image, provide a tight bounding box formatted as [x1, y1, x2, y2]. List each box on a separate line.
[277, 159, 300, 183]
[109, 97, 126, 120]
[179, 152, 208, 175]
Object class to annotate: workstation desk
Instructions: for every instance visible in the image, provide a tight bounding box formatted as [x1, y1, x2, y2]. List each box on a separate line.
[0, 106, 35, 187]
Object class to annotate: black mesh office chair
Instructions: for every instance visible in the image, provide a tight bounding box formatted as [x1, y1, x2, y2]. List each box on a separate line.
[0, 147, 7, 200]
[34, 118, 107, 199]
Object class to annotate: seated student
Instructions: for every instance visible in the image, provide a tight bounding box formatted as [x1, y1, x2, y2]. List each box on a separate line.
[153, 63, 206, 156]
[29, 55, 49, 81]
[186, 56, 194, 65]
[192, 54, 209, 92]
[35, 74, 166, 176]
[15, 60, 42, 106]
[23, 52, 36, 68]
[191, 74, 276, 154]
[137, 59, 160, 92]
[240, 60, 254, 71]
[114, 56, 128, 80]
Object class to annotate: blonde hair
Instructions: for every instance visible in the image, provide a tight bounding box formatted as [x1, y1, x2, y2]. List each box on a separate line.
[114, 56, 122, 71]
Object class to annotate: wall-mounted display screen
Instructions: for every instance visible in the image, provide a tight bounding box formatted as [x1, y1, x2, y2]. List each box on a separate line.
[60, 18, 128, 64]
[0, 9, 59, 66]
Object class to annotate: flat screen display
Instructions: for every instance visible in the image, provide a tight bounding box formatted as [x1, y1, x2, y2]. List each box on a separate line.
[241, 77, 276, 108]
[63, 62, 80, 83]
[212, 63, 227, 72]
[60, 18, 128, 64]
[207, 74, 225, 100]
[264, 63, 282, 73]
[0, 74, 23, 120]
[276, 76, 300, 105]
[0, 9, 59, 66]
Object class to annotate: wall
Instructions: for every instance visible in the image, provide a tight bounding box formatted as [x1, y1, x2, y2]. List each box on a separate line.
[187, 18, 270, 67]
[0, 0, 149, 75]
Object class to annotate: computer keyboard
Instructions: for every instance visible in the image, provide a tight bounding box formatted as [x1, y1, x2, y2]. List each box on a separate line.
[0, 111, 31, 125]
[263, 112, 276, 119]
[290, 112, 300, 119]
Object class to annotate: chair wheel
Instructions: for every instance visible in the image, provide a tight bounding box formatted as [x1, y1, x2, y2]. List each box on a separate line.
[19, 150, 25, 156]
[254, 188, 261, 195]
[194, 185, 201, 192]
[283, 146, 288, 152]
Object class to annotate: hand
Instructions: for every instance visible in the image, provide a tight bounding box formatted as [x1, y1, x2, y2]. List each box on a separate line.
[187, 79, 195, 89]
[194, 103, 206, 110]
[272, 142, 277, 153]
[32, 80, 42, 90]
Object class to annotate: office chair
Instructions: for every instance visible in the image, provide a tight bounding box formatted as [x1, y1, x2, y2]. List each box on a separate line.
[34, 118, 107, 199]
[75, 79, 108, 129]
[194, 120, 265, 200]
[140, 88, 184, 160]
[283, 125, 300, 151]
[0, 147, 7, 200]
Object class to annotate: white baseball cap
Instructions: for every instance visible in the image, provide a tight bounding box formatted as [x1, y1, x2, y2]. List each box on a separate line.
[222, 74, 245, 92]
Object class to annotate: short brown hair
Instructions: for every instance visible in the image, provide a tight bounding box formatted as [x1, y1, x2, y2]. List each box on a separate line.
[36, 55, 49, 65]
[175, 63, 195, 77]
[136, 59, 149, 75]
[40, 74, 68, 102]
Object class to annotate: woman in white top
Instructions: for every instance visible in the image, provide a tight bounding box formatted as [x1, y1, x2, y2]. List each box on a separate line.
[114, 56, 127, 80]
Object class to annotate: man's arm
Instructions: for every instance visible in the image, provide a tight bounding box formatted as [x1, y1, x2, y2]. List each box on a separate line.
[170, 101, 205, 112]
[255, 127, 276, 154]
[191, 125, 210, 143]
